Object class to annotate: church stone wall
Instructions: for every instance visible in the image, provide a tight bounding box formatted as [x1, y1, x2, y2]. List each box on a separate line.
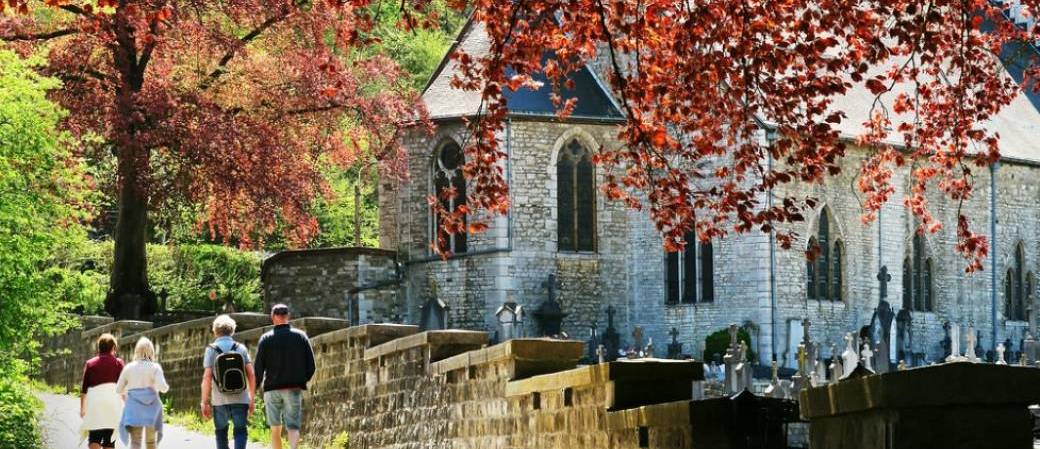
[262, 247, 399, 322]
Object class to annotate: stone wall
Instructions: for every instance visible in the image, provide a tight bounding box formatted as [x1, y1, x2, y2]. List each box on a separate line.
[262, 247, 400, 322]
[40, 317, 732, 449]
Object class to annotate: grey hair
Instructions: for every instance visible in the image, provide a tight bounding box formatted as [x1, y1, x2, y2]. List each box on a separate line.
[133, 337, 156, 362]
[212, 314, 237, 336]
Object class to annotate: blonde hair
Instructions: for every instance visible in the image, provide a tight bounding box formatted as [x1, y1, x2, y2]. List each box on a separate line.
[133, 337, 156, 362]
[212, 314, 237, 336]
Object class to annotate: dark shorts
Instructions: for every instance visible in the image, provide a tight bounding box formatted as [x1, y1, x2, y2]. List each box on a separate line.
[88, 429, 115, 447]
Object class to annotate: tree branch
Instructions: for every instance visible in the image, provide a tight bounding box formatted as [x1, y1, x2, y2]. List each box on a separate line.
[198, 12, 289, 91]
[1, 28, 78, 41]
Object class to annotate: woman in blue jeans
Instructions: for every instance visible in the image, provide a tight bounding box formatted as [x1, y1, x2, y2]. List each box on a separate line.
[200, 315, 257, 449]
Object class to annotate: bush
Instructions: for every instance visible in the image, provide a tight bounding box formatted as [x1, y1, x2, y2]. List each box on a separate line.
[0, 362, 43, 449]
[703, 327, 756, 363]
[328, 431, 350, 449]
[57, 241, 262, 314]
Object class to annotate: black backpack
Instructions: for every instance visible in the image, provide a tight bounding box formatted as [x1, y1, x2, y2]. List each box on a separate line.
[210, 342, 247, 394]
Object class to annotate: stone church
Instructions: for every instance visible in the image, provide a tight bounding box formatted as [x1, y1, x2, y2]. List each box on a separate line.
[373, 18, 1040, 368]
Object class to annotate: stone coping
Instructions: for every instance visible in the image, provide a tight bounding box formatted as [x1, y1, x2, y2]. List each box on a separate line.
[82, 320, 153, 339]
[309, 323, 418, 347]
[606, 399, 691, 429]
[504, 358, 704, 398]
[363, 330, 488, 361]
[119, 312, 269, 343]
[429, 338, 584, 377]
[800, 363, 1040, 419]
[234, 317, 349, 342]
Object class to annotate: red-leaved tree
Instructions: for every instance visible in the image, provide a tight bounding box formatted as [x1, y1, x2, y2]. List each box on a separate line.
[433, 0, 1040, 271]
[2, 0, 427, 318]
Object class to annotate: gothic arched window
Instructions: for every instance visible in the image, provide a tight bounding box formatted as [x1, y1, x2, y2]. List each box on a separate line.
[807, 237, 818, 300]
[817, 212, 830, 299]
[665, 232, 714, 304]
[902, 257, 912, 310]
[807, 208, 842, 301]
[903, 233, 934, 312]
[1007, 243, 1028, 321]
[431, 141, 467, 254]
[833, 240, 844, 302]
[557, 140, 595, 252]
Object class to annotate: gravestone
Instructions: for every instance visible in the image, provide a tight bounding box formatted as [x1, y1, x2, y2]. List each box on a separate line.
[942, 321, 953, 359]
[861, 342, 874, 371]
[787, 319, 805, 369]
[419, 289, 449, 332]
[841, 333, 859, 379]
[585, 323, 598, 362]
[873, 270, 895, 373]
[667, 327, 683, 359]
[965, 324, 979, 362]
[601, 306, 621, 362]
[828, 345, 842, 385]
[533, 274, 566, 336]
[896, 309, 913, 365]
[946, 323, 962, 362]
[495, 301, 524, 340]
[997, 343, 1008, 365]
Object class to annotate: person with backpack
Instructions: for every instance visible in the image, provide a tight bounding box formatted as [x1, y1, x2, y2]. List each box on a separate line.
[254, 304, 315, 449]
[200, 314, 256, 449]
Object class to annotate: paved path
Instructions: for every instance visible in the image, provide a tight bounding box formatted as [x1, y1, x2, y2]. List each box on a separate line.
[36, 392, 269, 449]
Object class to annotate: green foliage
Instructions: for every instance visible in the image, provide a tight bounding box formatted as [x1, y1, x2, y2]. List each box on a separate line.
[703, 327, 756, 363]
[0, 48, 83, 449]
[309, 167, 380, 248]
[0, 371, 43, 449]
[328, 431, 350, 449]
[60, 241, 262, 314]
[360, 0, 466, 91]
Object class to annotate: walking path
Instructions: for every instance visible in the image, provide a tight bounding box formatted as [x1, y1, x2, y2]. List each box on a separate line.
[36, 392, 270, 449]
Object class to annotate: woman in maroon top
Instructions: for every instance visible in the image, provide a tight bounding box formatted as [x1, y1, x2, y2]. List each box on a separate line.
[80, 333, 125, 449]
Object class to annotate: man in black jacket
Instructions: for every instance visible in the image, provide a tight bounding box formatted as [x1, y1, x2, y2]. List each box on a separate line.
[254, 304, 314, 449]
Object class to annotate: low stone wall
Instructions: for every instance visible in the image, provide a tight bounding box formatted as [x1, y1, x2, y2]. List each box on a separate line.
[42, 316, 722, 449]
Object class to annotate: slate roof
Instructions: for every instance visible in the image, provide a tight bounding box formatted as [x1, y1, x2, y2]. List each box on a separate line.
[421, 20, 623, 121]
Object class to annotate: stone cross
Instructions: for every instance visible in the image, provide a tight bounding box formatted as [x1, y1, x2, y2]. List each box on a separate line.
[728, 323, 740, 350]
[877, 266, 892, 299]
[596, 344, 606, 364]
[841, 333, 860, 378]
[946, 323, 961, 363]
[965, 324, 978, 362]
[633, 326, 645, 353]
[997, 343, 1007, 365]
[861, 342, 874, 371]
[667, 327, 683, 359]
[645, 337, 654, 358]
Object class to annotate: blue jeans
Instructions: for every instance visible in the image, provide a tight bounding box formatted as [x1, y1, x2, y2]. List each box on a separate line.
[213, 404, 248, 449]
[264, 389, 303, 430]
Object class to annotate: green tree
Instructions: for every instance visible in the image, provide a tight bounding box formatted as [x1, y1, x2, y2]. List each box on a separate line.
[0, 48, 89, 447]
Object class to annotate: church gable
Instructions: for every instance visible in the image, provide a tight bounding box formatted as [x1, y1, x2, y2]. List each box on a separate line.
[422, 19, 622, 121]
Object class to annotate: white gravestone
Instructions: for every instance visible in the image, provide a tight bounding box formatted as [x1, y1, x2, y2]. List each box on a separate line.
[965, 324, 979, 362]
[997, 343, 1008, 365]
[946, 323, 962, 363]
[841, 333, 860, 379]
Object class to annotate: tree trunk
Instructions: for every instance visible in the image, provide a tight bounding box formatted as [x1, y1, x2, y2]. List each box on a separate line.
[104, 24, 155, 320]
[105, 157, 156, 320]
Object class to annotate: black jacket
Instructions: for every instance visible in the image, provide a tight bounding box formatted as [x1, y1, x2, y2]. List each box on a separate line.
[254, 324, 315, 392]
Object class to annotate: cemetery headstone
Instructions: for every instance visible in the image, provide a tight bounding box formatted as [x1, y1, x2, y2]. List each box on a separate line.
[946, 323, 962, 363]
[965, 324, 979, 362]
[601, 306, 621, 362]
[667, 327, 683, 359]
[997, 343, 1007, 365]
[533, 274, 566, 336]
[841, 333, 860, 379]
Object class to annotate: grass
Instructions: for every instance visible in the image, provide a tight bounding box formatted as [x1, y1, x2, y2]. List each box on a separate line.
[29, 379, 69, 395]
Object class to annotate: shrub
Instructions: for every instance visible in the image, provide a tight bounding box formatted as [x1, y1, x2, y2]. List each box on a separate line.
[703, 327, 756, 363]
[0, 363, 43, 449]
[58, 241, 262, 314]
